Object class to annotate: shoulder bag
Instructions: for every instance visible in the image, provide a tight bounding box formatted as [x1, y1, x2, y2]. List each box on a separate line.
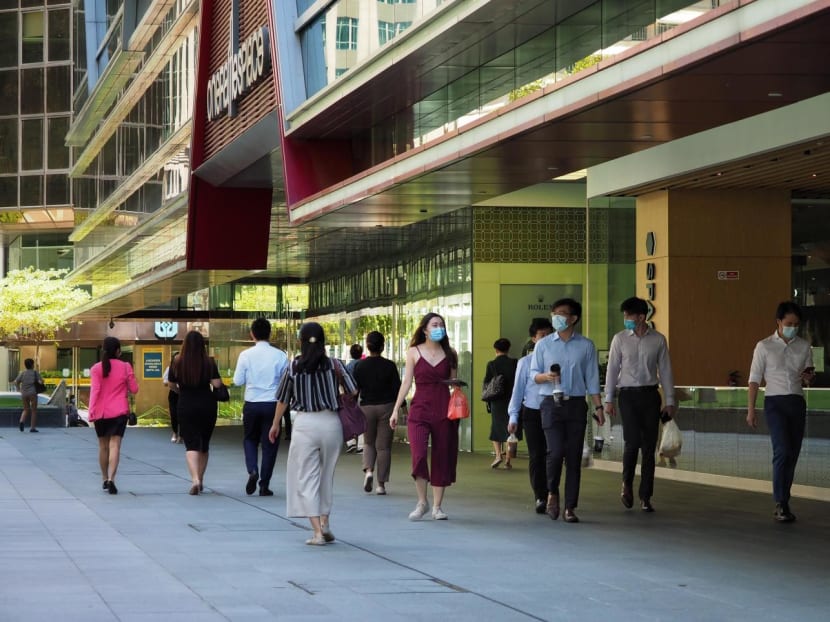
[481, 371, 506, 402]
[333, 359, 366, 441]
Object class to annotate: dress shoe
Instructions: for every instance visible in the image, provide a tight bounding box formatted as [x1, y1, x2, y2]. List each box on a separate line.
[774, 503, 795, 523]
[29, 428, 39, 433]
[19, 421, 24, 432]
[546, 493, 560, 520]
[563, 508, 579, 523]
[188, 484, 200, 495]
[621, 483, 633, 509]
[259, 487, 274, 496]
[246, 471, 258, 495]
[363, 471, 374, 493]
[641, 498, 655, 513]
[535, 498, 546, 514]
[103, 480, 109, 490]
[107, 480, 118, 495]
[321, 529, 335, 543]
[408, 501, 429, 521]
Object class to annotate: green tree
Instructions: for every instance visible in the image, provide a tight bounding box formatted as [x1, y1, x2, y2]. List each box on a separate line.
[0, 267, 91, 365]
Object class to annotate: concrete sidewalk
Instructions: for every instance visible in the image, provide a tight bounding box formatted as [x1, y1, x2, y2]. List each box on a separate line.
[1, 426, 827, 621]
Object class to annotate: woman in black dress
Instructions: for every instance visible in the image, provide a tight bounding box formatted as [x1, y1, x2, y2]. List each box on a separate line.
[484, 338, 518, 469]
[169, 331, 223, 495]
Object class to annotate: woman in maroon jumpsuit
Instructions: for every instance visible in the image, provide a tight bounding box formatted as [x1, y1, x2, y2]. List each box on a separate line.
[391, 313, 459, 521]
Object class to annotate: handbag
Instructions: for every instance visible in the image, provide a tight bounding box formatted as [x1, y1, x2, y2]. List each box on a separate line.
[214, 383, 230, 402]
[337, 392, 366, 442]
[447, 385, 470, 420]
[34, 380, 47, 394]
[127, 412, 138, 426]
[481, 373, 505, 401]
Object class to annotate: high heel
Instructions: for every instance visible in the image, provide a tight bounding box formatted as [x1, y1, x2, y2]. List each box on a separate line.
[106, 480, 118, 495]
[490, 457, 502, 469]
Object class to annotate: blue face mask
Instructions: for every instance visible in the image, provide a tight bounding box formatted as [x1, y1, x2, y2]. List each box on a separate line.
[429, 327, 446, 342]
[624, 319, 637, 331]
[781, 325, 798, 339]
[551, 314, 569, 332]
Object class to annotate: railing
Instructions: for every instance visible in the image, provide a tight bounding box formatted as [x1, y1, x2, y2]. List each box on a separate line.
[595, 386, 830, 490]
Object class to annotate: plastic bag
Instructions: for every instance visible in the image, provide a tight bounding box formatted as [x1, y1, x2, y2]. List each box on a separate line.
[659, 419, 682, 458]
[447, 386, 470, 420]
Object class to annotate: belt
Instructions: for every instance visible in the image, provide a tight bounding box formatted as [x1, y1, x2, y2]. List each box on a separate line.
[543, 394, 570, 401]
[618, 385, 659, 393]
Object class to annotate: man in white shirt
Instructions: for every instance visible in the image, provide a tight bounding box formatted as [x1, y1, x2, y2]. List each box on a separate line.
[604, 297, 675, 513]
[233, 318, 289, 496]
[747, 301, 814, 523]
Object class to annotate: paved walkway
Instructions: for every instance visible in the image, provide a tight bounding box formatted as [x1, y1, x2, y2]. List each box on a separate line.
[1, 426, 828, 621]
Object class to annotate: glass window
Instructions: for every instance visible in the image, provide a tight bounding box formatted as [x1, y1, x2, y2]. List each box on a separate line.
[20, 174, 42, 206]
[47, 116, 69, 169]
[22, 11, 45, 64]
[0, 12, 17, 67]
[0, 70, 17, 115]
[21, 0, 43, 7]
[46, 173, 68, 204]
[0, 118, 17, 173]
[336, 17, 358, 50]
[46, 65, 70, 112]
[0, 0, 20, 10]
[48, 9, 70, 61]
[0, 176, 17, 207]
[20, 67, 44, 114]
[21, 117, 43, 170]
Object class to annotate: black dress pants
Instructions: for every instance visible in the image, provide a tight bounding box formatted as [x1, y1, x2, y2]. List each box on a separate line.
[619, 388, 661, 501]
[521, 406, 548, 502]
[541, 398, 588, 510]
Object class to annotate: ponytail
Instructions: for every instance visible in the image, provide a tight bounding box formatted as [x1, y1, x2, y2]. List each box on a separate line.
[101, 336, 121, 378]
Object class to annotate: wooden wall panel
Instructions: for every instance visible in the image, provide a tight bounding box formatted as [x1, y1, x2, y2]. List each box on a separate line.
[202, 0, 277, 160]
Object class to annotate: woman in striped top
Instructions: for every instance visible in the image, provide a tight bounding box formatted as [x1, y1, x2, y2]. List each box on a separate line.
[269, 322, 357, 545]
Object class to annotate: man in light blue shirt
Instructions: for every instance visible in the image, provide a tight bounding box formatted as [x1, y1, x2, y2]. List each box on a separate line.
[531, 298, 604, 523]
[508, 318, 553, 514]
[233, 318, 289, 496]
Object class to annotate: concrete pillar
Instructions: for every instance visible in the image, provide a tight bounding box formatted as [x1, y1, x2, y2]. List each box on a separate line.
[636, 189, 790, 386]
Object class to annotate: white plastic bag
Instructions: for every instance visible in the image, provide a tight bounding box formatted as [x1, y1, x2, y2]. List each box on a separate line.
[659, 419, 682, 458]
[581, 442, 593, 468]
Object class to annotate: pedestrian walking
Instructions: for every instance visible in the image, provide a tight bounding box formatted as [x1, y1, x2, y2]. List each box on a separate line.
[269, 322, 357, 545]
[483, 338, 518, 469]
[14, 358, 44, 433]
[163, 352, 180, 443]
[169, 330, 224, 495]
[747, 301, 815, 522]
[233, 318, 289, 496]
[352, 331, 401, 495]
[88, 337, 139, 494]
[391, 312, 460, 521]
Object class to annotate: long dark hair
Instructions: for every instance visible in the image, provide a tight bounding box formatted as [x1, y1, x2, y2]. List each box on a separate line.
[176, 330, 209, 386]
[409, 312, 457, 369]
[101, 337, 121, 378]
[294, 322, 328, 373]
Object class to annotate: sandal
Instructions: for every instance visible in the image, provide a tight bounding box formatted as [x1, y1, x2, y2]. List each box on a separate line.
[490, 457, 503, 469]
[305, 534, 326, 546]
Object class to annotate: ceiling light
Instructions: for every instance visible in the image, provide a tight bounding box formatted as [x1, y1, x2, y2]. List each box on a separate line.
[767, 92, 783, 97]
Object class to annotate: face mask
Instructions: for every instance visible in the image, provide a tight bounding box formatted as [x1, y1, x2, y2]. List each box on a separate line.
[429, 327, 446, 342]
[551, 314, 569, 332]
[624, 319, 637, 331]
[781, 325, 798, 339]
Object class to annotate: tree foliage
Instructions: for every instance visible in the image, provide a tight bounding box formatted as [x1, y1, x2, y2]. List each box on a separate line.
[0, 267, 91, 342]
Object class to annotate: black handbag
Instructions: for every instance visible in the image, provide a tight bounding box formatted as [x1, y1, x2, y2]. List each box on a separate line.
[127, 412, 138, 426]
[481, 373, 505, 401]
[214, 383, 230, 402]
[34, 380, 47, 394]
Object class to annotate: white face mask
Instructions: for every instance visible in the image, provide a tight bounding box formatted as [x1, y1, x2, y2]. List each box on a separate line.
[781, 325, 798, 339]
[551, 314, 569, 332]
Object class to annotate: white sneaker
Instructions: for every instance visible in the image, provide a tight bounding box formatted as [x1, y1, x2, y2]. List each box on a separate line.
[170, 434, 178, 443]
[375, 485, 387, 495]
[408, 501, 429, 521]
[432, 506, 448, 520]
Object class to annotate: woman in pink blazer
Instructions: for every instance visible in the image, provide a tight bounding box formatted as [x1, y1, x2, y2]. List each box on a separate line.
[88, 337, 139, 494]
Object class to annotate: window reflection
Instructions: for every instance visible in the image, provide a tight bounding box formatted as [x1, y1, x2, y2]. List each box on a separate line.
[22, 10, 44, 63]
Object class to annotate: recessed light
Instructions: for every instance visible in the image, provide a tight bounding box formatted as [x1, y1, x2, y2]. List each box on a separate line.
[640, 134, 652, 140]
[546, 166, 559, 171]
[768, 92, 783, 97]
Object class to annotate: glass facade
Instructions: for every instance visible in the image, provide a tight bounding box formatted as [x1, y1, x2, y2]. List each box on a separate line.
[0, 0, 73, 209]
